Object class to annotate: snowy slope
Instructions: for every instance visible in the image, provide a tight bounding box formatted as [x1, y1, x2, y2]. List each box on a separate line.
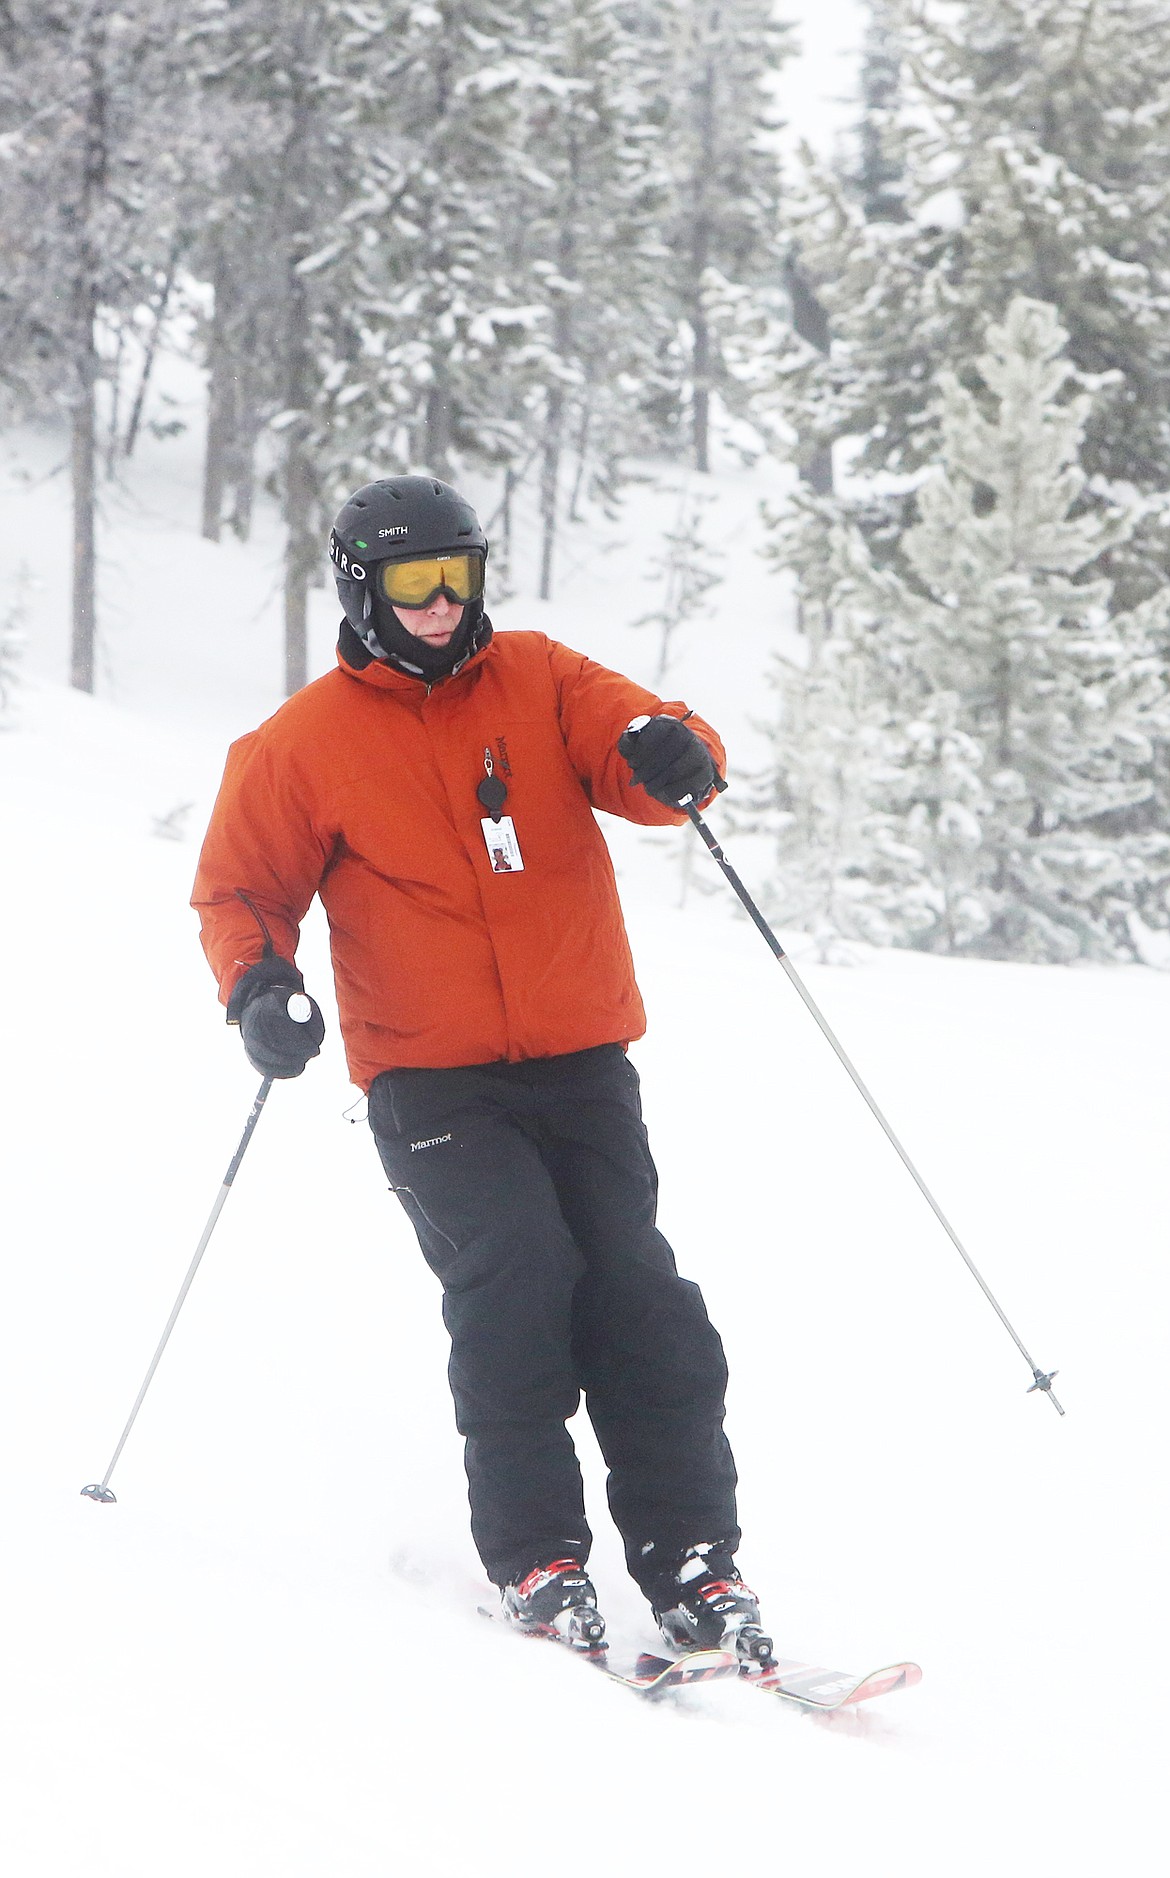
[2, 665, 1168, 1878]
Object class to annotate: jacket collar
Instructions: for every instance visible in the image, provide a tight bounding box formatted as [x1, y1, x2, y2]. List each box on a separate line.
[336, 615, 495, 692]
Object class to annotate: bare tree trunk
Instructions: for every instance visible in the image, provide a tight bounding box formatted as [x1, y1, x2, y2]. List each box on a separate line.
[540, 149, 580, 601]
[496, 460, 517, 592]
[68, 3, 109, 694]
[691, 304, 711, 475]
[227, 321, 261, 540]
[786, 254, 834, 495]
[567, 386, 593, 523]
[689, 52, 716, 474]
[201, 253, 234, 542]
[103, 323, 124, 477]
[539, 384, 564, 602]
[202, 378, 232, 541]
[275, 27, 326, 697]
[282, 253, 314, 696]
[425, 367, 452, 479]
[283, 424, 313, 696]
[71, 320, 98, 692]
[228, 418, 260, 539]
[124, 241, 180, 459]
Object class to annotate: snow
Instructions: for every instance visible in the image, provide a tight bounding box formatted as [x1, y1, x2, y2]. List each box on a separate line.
[2, 206, 1168, 1878]
[4, 663, 1167, 1876]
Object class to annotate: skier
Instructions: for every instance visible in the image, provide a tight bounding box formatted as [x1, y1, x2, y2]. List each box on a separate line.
[192, 475, 771, 1662]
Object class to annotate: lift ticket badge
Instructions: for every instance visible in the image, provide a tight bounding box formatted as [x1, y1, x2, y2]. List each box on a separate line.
[481, 816, 525, 872]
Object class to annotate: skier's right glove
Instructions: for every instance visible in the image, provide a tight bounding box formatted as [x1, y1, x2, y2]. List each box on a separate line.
[227, 956, 325, 1079]
[618, 713, 723, 808]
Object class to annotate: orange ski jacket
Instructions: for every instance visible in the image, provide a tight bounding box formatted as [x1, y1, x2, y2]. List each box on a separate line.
[192, 628, 724, 1089]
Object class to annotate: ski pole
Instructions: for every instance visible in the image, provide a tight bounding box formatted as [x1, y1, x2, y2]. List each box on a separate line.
[681, 797, 1063, 1416]
[81, 1065, 281, 1503]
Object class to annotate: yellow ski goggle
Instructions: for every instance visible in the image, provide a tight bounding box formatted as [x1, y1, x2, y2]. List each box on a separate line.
[377, 553, 484, 609]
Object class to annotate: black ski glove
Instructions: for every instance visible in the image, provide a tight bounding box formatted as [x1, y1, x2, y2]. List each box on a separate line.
[227, 956, 325, 1080]
[618, 714, 721, 808]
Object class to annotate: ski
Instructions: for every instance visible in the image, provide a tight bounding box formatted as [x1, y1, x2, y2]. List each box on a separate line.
[481, 1605, 920, 1709]
[478, 1607, 741, 1695]
[703, 1652, 922, 1711]
[636, 1651, 921, 1711]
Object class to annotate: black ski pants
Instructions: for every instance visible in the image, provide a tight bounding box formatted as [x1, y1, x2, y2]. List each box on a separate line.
[369, 1044, 739, 1591]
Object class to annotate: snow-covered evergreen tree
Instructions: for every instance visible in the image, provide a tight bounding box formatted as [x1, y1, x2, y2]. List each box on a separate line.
[0, 0, 192, 691]
[754, 626, 942, 954]
[631, 481, 724, 683]
[765, 298, 1170, 962]
[184, 56, 290, 546]
[0, 565, 31, 729]
[513, 0, 674, 598]
[697, 267, 805, 465]
[312, 1, 547, 495]
[785, 0, 1170, 606]
[853, 0, 906, 225]
[624, 0, 795, 470]
[184, 0, 381, 692]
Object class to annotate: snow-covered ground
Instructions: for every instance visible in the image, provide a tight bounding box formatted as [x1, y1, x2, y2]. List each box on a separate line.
[4, 664, 1167, 1877]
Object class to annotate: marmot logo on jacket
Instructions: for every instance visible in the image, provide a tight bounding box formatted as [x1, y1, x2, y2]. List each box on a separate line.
[410, 1133, 453, 1152]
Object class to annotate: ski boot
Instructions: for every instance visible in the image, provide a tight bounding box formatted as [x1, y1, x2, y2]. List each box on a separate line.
[649, 1542, 774, 1667]
[501, 1557, 607, 1650]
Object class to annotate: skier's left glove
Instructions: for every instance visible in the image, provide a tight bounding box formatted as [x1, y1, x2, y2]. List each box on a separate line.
[227, 956, 325, 1079]
[618, 714, 723, 808]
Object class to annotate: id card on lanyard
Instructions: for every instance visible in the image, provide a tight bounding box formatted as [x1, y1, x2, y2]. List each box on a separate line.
[480, 815, 525, 872]
[477, 747, 524, 870]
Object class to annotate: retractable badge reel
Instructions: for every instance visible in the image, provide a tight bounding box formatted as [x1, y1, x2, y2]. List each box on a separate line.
[477, 749, 524, 873]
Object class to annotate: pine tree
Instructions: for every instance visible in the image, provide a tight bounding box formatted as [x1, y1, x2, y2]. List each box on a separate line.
[316, 0, 546, 496]
[515, 0, 673, 598]
[854, 0, 905, 225]
[625, 0, 795, 471]
[0, 1, 191, 692]
[0, 564, 31, 729]
[631, 481, 724, 683]
[766, 299, 1170, 962]
[756, 628, 944, 954]
[185, 0, 389, 692]
[785, 0, 1170, 606]
[189, 97, 289, 545]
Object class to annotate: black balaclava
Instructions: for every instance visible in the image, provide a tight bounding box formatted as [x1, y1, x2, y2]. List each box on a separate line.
[362, 593, 489, 681]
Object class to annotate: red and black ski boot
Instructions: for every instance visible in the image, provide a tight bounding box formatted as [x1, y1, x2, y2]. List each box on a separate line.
[649, 1542, 773, 1665]
[501, 1558, 607, 1649]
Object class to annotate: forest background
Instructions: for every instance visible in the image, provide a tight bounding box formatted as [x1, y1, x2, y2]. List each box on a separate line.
[3, 0, 1170, 968]
[3, 15, 1168, 1872]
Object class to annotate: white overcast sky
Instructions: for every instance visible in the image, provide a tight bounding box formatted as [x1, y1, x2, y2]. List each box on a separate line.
[779, 0, 866, 155]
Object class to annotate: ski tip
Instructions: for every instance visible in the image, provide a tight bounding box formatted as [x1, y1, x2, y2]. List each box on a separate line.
[744, 1657, 923, 1710]
[843, 1662, 922, 1705]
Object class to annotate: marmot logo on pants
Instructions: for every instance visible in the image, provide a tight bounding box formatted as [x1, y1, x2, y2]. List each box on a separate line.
[410, 1133, 452, 1152]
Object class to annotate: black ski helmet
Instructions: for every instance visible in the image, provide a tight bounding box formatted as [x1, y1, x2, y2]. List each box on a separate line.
[329, 475, 490, 679]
